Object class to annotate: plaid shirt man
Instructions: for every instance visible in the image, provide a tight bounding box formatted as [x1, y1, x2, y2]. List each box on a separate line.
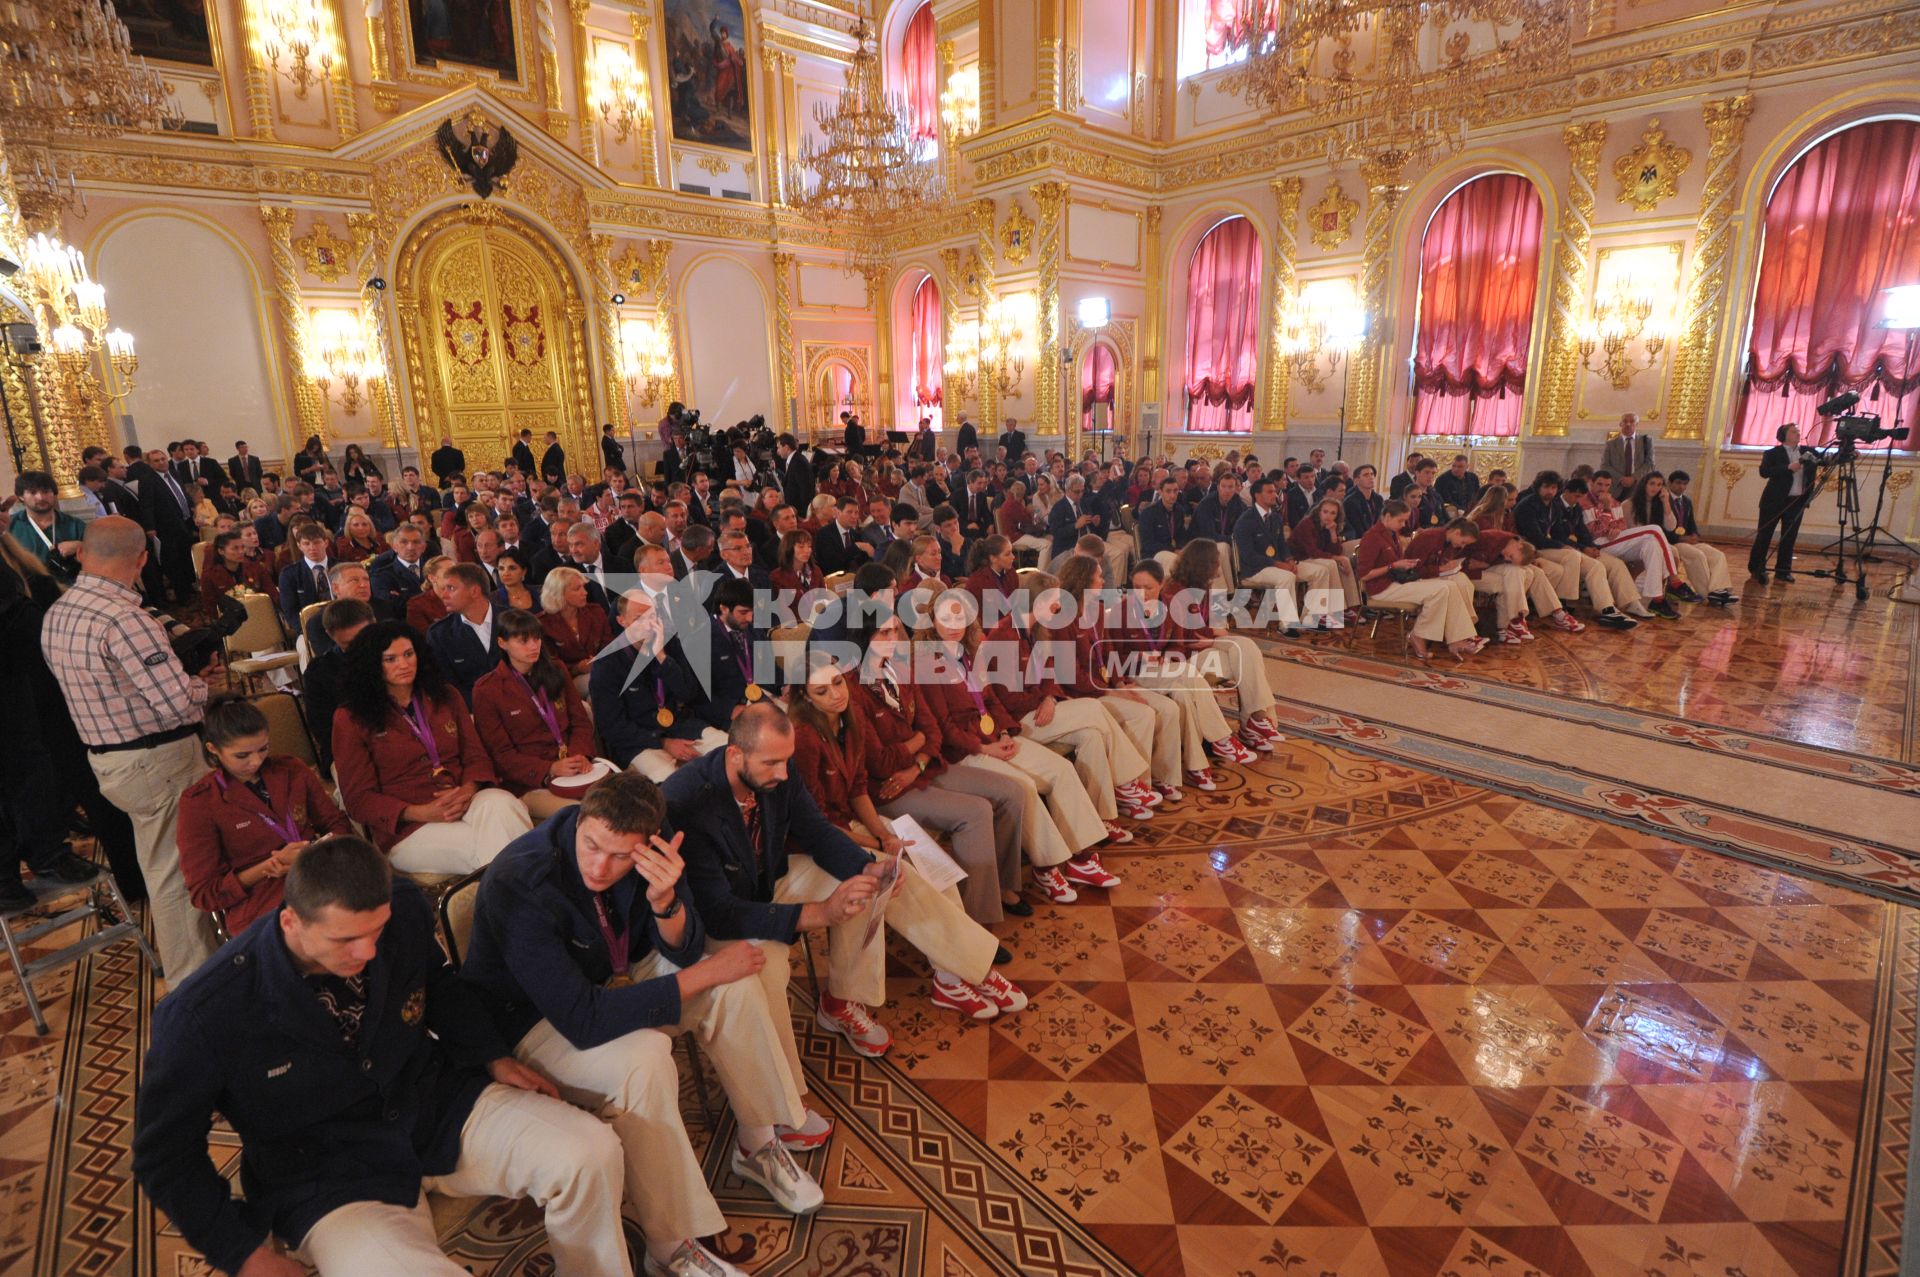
[42, 573, 208, 747]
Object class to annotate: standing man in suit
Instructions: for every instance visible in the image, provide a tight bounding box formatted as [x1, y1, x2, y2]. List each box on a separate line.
[192, 442, 224, 496]
[598, 422, 627, 476]
[954, 415, 978, 459]
[998, 417, 1026, 464]
[431, 435, 467, 489]
[142, 448, 201, 604]
[228, 441, 264, 493]
[1600, 412, 1658, 480]
[1749, 422, 1810, 584]
[427, 563, 503, 704]
[843, 414, 866, 458]
[510, 429, 538, 478]
[540, 431, 568, 486]
[777, 435, 813, 514]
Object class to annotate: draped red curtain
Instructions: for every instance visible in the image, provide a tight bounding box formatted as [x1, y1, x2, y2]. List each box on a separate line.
[1184, 216, 1262, 434]
[903, 3, 939, 145]
[1732, 117, 1920, 451]
[1410, 173, 1544, 439]
[1081, 342, 1117, 431]
[909, 276, 943, 427]
[1201, 0, 1278, 68]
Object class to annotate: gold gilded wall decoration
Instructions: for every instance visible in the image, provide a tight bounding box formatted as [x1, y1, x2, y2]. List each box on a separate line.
[1613, 118, 1691, 212]
[1000, 202, 1034, 264]
[293, 218, 357, 283]
[1308, 180, 1358, 251]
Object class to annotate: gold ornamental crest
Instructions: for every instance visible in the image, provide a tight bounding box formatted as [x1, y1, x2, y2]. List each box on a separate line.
[1614, 119, 1692, 212]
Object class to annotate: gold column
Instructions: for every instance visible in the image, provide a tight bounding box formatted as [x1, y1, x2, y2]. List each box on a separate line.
[1667, 94, 1755, 443]
[938, 247, 965, 422]
[239, 1, 277, 141]
[572, 0, 600, 166]
[969, 198, 1001, 428]
[633, 12, 660, 184]
[1346, 154, 1407, 437]
[22, 360, 85, 498]
[771, 251, 798, 432]
[260, 205, 327, 446]
[347, 212, 404, 452]
[937, 38, 960, 194]
[1264, 175, 1304, 431]
[760, 48, 792, 203]
[590, 233, 628, 434]
[537, 0, 567, 141]
[1032, 180, 1068, 438]
[1528, 121, 1608, 439]
[1141, 205, 1163, 437]
[0, 354, 45, 475]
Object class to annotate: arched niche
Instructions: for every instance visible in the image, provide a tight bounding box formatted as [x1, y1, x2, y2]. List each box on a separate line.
[679, 254, 776, 426]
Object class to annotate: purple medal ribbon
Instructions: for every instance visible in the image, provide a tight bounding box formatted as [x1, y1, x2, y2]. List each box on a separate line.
[958, 651, 988, 717]
[214, 772, 301, 843]
[511, 669, 567, 749]
[591, 894, 629, 973]
[405, 694, 447, 775]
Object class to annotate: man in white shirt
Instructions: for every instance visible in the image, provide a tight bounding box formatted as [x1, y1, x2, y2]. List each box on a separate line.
[427, 561, 503, 703]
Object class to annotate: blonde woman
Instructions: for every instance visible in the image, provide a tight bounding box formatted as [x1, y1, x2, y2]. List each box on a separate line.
[1165, 540, 1283, 758]
[333, 506, 384, 563]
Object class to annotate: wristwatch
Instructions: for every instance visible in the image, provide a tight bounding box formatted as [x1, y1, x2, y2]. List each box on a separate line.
[651, 898, 682, 920]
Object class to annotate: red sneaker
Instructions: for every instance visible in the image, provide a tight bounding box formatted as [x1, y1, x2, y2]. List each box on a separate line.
[1237, 726, 1274, 753]
[816, 998, 892, 1057]
[776, 1107, 837, 1153]
[1186, 769, 1217, 792]
[930, 972, 998, 1020]
[1063, 852, 1121, 888]
[1548, 610, 1586, 633]
[976, 970, 1029, 1014]
[1032, 866, 1078, 903]
[1101, 822, 1134, 845]
[1209, 737, 1257, 764]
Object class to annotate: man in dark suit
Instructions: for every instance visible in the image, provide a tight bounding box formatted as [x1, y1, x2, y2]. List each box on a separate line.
[664, 706, 1016, 1063]
[227, 441, 264, 493]
[842, 414, 866, 458]
[812, 500, 866, 575]
[776, 435, 813, 514]
[602, 493, 648, 567]
[303, 599, 372, 774]
[959, 471, 996, 540]
[1749, 422, 1809, 584]
[276, 522, 336, 630]
[598, 422, 627, 476]
[430, 436, 466, 488]
[367, 523, 431, 621]
[997, 417, 1026, 464]
[426, 562, 502, 704]
[705, 530, 771, 609]
[686, 473, 721, 528]
[1047, 477, 1101, 558]
[1599, 413, 1658, 480]
[136, 448, 200, 603]
[192, 442, 224, 496]
[1190, 472, 1247, 550]
[1136, 478, 1187, 561]
[539, 432, 567, 486]
[528, 518, 577, 588]
[953, 416, 978, 458]
[660, 435, 687, 488]
[1434, 454, 1482, 515]
[510, 429, 538, 478]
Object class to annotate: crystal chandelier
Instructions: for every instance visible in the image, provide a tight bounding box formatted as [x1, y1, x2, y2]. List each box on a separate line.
[304, 309, 385, 415]
[794, 18, 946, 269]
[0, 0, 182, 222]
[589, 45, 651, 142]
[618, 315, 676, 408]
[1224, 0, 1567, 171]
[247, 0, 343, 100]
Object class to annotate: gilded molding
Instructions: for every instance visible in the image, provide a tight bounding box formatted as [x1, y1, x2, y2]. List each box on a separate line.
[260, 204, 329, 445]
[1346, 157, 1406, 438]
[1666, 93, 1754, 443]
[1031, 180, 1068, 435]
[1265, 175, 1304, 430]
[1529, 121, 1608, 440]
[937, 246, 967, 421]
[1307, 180, 1357, 251]
[772, 250, 798, 430]
[1614, 118, 1690, 212]
[590, 232, 627, 433]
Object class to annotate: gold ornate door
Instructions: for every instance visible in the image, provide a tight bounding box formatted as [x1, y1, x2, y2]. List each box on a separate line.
[398, 209, 593, 473]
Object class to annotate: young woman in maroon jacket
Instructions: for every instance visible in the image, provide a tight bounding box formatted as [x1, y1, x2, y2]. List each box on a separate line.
[1355, 502, 1482, 662]
[771, 528, 827, 614]
[961, 535, 1021, 619]
[469, 608, 599, 819]
[330, 620, 531, 872]
[177, 698, 350, 934]
[1163, 541, 1281, 760]
[1288, 498, 1363, 626]
[199, 530, 280, 614]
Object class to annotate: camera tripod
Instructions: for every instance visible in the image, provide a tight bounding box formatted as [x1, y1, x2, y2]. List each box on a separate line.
[1812, 443, 1920, 601]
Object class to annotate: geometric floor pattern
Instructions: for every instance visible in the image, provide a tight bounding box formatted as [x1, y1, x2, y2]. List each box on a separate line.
[9, 725, 1914, 1276]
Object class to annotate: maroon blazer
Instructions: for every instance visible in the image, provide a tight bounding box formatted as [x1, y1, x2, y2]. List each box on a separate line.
[200, 557, 280, 614]
[981, 617, 1062, 718]
[1356, 522, 1404, 599]
[331, 689, 497, 851]
[771, 563, 825, 597]
[406, 590, 448, 633]
[177, 756, 349, 932]
[540, 606, 612, 667]
[789, 709, 875, 828]
[469, 663, 597, 794]
[333, 534, 383, 564]
[1289, 514, 1343, 562]
[963, 566, 1019, 612]
[851, 669, 947, 787]
[923, 656, 1022, 761]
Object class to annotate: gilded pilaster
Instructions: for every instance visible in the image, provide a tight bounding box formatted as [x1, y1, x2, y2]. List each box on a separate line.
[771, 251, 797, 431]
[759, 47, 785, 203]
[1264, 175, 1304, 430]
[537, 0, 567, 141]
[969, 198, 1001, 427]
[862, 265, 893, 428]
[260, 205, 326, 446]
[1529, 121, 1608, 439]
[1142, 205, 1163, 425]
[1346, 156, 1407, 437]
[0, 356, 43, 475]
[590, 233, 628, 434]
[1031, 180, 1068, 437]
[938, 247, 965, 421]
[1667, 94, 1755, 443]
[645, 238, 683, 408]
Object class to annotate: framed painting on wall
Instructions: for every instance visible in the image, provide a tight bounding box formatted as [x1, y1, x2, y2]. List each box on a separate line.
[411, 0, 520, 80]
[663, 0, 752, 152]
[117, 0, 215, 66]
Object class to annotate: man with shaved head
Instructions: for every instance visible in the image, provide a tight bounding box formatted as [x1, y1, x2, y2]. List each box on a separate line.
[42, 517, 223, 983]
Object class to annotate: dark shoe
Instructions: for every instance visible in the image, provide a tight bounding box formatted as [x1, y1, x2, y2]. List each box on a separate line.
[36, 852, 102, 884]
[1707, 591, 1737, 606]
[0, 878, 35, 913]
[1001, 897, 1034, 918]
[993, 945, 1013, 966]
[1775, 572, 1796, 582]
[1595, 610, 1637, 630]
[1647, 599, 1681, 620]
[1748, 572, 1769, 585]
[1669, 582, 1702, 603]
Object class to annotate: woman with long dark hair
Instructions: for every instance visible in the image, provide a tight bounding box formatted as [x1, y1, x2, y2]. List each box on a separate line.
[293, 435, 328, 485]
[340, 443, 383, 485]
[492, 547, 537, 612]
[469, 609, 597, 819]
[331, 621, 531, 871]
[1165, 539, 1281, 758]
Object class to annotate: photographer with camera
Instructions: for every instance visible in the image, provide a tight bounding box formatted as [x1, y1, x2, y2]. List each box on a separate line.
[42, 516, 223, 984]
[1749, 422, 1813, 584]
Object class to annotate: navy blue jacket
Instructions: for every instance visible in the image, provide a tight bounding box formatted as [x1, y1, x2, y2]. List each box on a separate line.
[253, 512, 294, 553]
[1406, 485, 1447, 531]
[461, 807, 705, 1051]
[1047, 496, 1094, 554]
[589, 637, 711, 766]
[1232, 504, 1292, 570]
[702, 619, 769, 729]
[367, 550, 427, 622]
[276, 556, 333, 630]
[1344, 489, 1385, 539]
[1136, 498, 1187, 558]
[427, 608, 503, 705]
[1190, 491, 1247, 545]
[133, 883, 500, 1275]
[663, 747, 871, 944]
[1514, 491, 1581, 550]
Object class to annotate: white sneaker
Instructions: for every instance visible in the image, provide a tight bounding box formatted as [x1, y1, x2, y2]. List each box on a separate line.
[732, 1136, 825, 1214]
[645, 1239, 747, 1277]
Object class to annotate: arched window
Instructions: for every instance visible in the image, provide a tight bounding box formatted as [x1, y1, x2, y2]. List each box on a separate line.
[902, 2, 939, 148]
[909, 274, 943, 428]
[1181, 0, 1278, 77]
[1410, 172, 1545, 439]
[1183, 215, 1262, 434]
[1081, 342, 1118, 434]
[1732, 116, 1920, 450]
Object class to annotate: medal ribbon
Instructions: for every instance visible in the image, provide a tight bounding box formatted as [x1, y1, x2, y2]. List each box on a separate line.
[406, 694, 447, 774]
[511, 669, 567, 749]
[957, 650, 988, 717]
[591, 893, 630, 974]
[214, 772, 301, 844]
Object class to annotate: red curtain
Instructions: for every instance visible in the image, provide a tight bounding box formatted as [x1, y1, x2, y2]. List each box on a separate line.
[903, 3, 938, 144]
[1732, 117, 1920, 451]
[909, 275, 943, 426]
[1410, 173, 1544, 439]
[1201, 0, 1277, 68]
[1184, 216, 1262, 434]
[1081, 342, 1117, 431]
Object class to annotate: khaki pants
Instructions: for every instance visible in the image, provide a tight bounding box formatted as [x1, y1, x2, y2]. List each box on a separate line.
[1673, 540, 1732, 593]
[1100, 689, 1183, 787]
[1371, 577, 1477, 643]
[1474, 563, 1560, 628]
[1292, 557, 1347, 620]
[521, 790, 580, 821]
[298, 1083, 630, 1277]
[90, 734, 217, 984]
[880, 770, 1024, 924]
[1203, 633, 1277, 720]
[1237, 564, 1302, 627]
[1021, 697, 1149, 817]
[958, 740, 1105, 865]
[742, 855, 1000, 1086]
[1129, 665, 1232, 767]
[1535, 547, 1638, 612]
[514, 949, 806, 1244]
[389, 789, 533, 874]
[1100, 532, 1133, 590]
[631, 727, 730, 784]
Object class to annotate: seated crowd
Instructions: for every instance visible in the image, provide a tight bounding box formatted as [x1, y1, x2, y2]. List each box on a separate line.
[0, 408, 1735, 1277]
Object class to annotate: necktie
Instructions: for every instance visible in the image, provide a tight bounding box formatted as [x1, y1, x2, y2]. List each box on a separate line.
[314, 565, 329, 597]
[742, 799, 763, 874]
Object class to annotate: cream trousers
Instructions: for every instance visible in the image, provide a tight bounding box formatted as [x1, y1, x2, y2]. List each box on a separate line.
[1201, 633, 1277, 721]
[1128, 664, 1232, 768]
[958, 740, 1106, 865]
[513, 948, 806, 1244]
[1020, 696, 1149, 816]
[388, 788, 533, 875]
[1371, 576, 1477, 643]
[631, 727, 731, 784]
[297, 1083, 630, 1277]
[1294, 556, 1357, 618]
[90, 734, 217, 985]
[1473, 563, 1562, 628]
[1237, 564, 1303, 627]
[1099, 689, 1183, 787]
[1673, 539, 1732, 593]
[1597, 526, 1679, 599]
[1534, 547, 1640, 612]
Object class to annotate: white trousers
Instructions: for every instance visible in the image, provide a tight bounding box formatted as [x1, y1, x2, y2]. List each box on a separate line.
[739, 855, 999, 1086]
[297, 1083, 630, 1277]
[1201, 634, 1277, 721]
[958, 741, 1105, 865]
[1297, 556, 1358, 618]
[1020, 697, 1149, 817]
[1371, 577, 1477, 643]
[388, 788, 533, 874]
[1535, 547, 1640, 612]
[90, 734, 217, 985]
[1673, 539, 1732, 593]
[1129, 664, 1233, 767]
[1100, 690, 1183, 787]
[1237, 564, 1303, 627]
[1596, 526, 1678, 599]
[514, 948, 806, 1244]
[1474, 563, 1561, 628]
[631, 727, 731, 784]
[1100, 532, 1134, 590]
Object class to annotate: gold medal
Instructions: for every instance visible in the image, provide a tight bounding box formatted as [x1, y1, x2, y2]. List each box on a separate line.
[1678, 527, 1689, 536]
[1266, 545, 1277, 556]
[605, 973, 634, 990]
[556, 746, 569, 759]
[980, 713, 996, 736]
[430, 765, 450, 779]
[745, 683, 764, 702]
[656, 707, 675, 728]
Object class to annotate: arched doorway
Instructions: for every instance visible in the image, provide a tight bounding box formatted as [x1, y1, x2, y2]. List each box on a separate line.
[395, 207, 595, 474]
